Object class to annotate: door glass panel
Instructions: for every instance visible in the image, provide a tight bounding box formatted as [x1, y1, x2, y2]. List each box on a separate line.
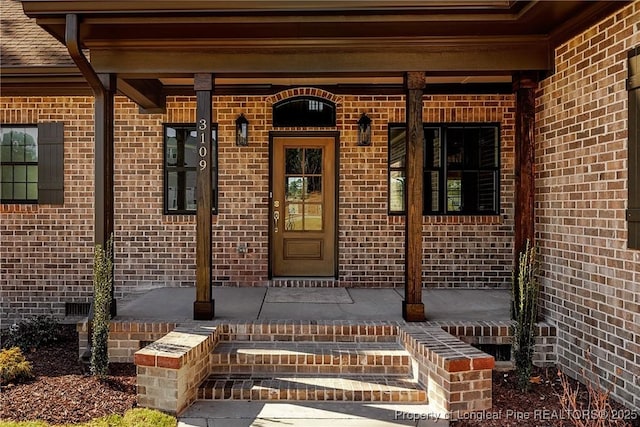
[282, 146, 327, 233]
[304, 149, 322, 174]
[286, 149, 303, 174]
[286, 177, 304, 201]
[285, 203, 302, 230]
[305, 176, 322, 202]
[304, 204, 323, 230]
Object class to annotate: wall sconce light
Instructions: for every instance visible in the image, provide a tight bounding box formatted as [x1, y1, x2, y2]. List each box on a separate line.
[235, 113, 249, 146]
[357, 113, 372, 146]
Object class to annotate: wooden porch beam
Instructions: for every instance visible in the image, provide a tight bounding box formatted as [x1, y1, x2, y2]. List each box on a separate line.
[513, 72, 537, 262]
[403, 71, 426, 322]
[117, 78, 166, 114]
[193, 73, 215, 320]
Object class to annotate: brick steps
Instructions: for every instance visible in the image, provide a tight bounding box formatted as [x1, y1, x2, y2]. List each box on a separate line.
[202, 337, 425, 403]
[198, 374, 426, 402]
[209, 341, 411, 375]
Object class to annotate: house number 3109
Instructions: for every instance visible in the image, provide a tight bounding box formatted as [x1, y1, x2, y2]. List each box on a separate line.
[198, 118, 207, 170]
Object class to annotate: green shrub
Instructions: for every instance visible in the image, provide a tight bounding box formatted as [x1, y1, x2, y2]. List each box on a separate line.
[3, 315, 60, 351]
[91, 236, 114, 377]
[0, 347, 34, 385]
[511, 240, 539, 391]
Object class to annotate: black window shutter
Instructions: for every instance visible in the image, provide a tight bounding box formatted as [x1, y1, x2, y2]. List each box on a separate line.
[629, 47, 640, 249]
[37, 122, 64, 205]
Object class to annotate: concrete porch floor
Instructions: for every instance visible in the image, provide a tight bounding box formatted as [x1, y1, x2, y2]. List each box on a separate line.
[116, 287, 511, 323]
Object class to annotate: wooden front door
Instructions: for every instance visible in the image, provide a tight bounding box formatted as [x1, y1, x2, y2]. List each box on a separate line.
[271, 135, 336, 277]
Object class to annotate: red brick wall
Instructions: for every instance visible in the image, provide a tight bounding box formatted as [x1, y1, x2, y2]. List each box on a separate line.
[1, 91, 516, 323]
[536, 2, 640, 411]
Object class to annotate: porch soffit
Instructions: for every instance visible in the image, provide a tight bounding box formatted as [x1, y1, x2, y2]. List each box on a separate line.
[20, 0, 630, 75]
[6, 0, 630, 99]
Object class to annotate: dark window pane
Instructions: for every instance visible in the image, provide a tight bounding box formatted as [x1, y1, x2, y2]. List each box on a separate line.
[27, 183, 37, 200]
[479, 127, 498, 168]
[447, 129, 464, 168]
[304, 149, 322, 174]
[1, 146, 11, 161]
[462, 171, 479, 212]
[14, 183, 27, 199]
[164, 124, 217, 214]
[27, 165, 38, 182]
[424, 128, 441, 168]
[0, 130, 11, 145]
[1, 183, 12, 198]
[447, 171, 462, 212]
[184, 130, 198, 168]
[286, 149, 302, 174]
[478, 171, 497, 212]
[424, 171, 439, 213]
[12, 146, 25, 162]
[389, 127, 406, 168]
[185, 171, 197, 210]
[14, 165, 26, 182]
[462, 128, 480, 169]
[1, 165, 12, 182]
[273, 97, 336, 127]
[390, 170, 405, 212]
[166, 171, 180, 211]
[166, 133, 178, 166]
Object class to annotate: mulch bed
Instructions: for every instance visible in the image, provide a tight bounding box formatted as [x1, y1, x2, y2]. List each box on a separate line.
[1, 324, 638, 426]
[1, 324, 136, 425]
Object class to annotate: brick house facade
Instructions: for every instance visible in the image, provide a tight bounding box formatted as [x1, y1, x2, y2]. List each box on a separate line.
[1, 0, 639, 411]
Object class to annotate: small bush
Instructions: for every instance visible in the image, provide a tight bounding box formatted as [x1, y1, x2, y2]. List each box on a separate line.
[0, 347, 34, 385]
[3, 315, 60, 352]
[511, 240, 539, 391]
[558, 352, 631, 427]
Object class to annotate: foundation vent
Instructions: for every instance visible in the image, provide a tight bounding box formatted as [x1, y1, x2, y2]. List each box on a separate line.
[65, 302, 91, 317]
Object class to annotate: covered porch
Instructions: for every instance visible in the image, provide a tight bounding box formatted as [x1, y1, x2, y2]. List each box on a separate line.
[15, 0, 625, 323]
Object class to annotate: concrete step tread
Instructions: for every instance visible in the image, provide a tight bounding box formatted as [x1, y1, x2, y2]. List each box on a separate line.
[198, 374, 427, 402]
[211, 341, 409, 362]
[210, 341, 412, 375]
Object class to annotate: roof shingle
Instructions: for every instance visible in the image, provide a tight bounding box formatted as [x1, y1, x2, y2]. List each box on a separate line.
[1, 0, 74, 68]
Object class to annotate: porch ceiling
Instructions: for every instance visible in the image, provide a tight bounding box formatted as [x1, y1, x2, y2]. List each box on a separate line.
[9, 0, 629, 102]
[21, 0, 628, 76]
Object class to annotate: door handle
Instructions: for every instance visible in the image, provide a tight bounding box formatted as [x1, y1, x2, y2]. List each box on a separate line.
[273, 211, 280, 233]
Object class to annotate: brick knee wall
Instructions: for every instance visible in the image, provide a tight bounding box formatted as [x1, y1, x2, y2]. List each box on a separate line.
[399, 325, 495, 417]
[134, 326, 218, 415]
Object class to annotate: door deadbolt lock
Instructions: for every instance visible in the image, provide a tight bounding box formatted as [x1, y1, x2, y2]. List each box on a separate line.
[274, 201, 280, 208]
